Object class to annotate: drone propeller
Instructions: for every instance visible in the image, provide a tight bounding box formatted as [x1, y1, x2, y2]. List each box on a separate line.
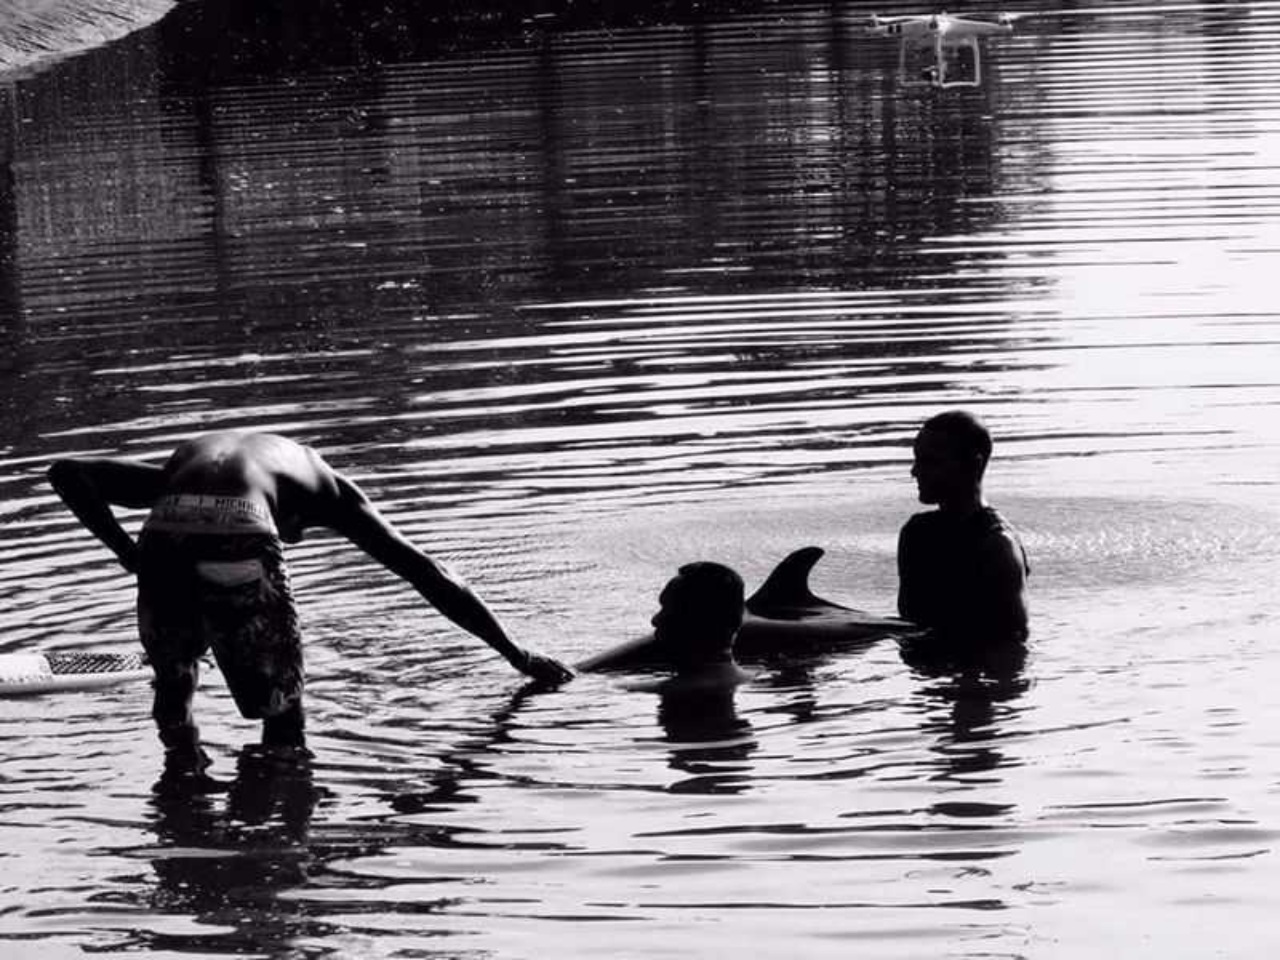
[854, 12, 936, 36]
[967, 11, 1026, 27]
[855, 10, 1022, 38]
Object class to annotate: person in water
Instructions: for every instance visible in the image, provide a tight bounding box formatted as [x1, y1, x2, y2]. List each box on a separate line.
[47, 432, 574, 767]
[897, 410, 1030, 652]
[627, 561, 754, 693]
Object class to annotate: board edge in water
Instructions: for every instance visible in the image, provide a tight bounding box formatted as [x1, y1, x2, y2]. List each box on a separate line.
[0, 652, 151, 696]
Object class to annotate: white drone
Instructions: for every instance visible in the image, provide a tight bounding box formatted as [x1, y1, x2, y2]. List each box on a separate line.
[863, 11, 1019, 89]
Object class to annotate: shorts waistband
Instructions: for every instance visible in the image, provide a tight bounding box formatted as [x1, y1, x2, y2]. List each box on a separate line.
[144, 494, 278, 536]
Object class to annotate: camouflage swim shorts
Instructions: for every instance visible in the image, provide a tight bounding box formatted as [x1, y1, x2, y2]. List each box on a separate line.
[138, 495, 303, 719]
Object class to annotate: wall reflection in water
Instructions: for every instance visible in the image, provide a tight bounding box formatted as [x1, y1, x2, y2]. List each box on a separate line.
[1, 2, 1006, 331]
[0, 0, 1031, 523]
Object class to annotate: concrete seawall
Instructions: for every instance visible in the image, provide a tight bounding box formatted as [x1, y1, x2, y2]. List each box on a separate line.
[0, 0, 173, 76]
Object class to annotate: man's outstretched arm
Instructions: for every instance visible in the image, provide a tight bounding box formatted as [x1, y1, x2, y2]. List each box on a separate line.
[323, 473, 573, 684]
[47, 458, 167, 573]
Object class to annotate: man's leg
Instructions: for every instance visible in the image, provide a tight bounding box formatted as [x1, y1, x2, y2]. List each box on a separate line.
[139, 561, 210, 771]
[201, 533, 305, 749]
[208, 578, 305, 750]
[152, 663, 211, 771]
[262, 699, 306, 747]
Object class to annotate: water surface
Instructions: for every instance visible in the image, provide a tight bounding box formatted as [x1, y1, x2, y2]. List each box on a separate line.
[2, 2, 1279, 957]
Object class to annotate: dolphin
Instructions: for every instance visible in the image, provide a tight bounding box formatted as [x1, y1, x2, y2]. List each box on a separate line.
[575, 546, 918, 673]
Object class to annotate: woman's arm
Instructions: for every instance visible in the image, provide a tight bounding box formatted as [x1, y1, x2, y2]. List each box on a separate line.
[47, 458, 167, 573]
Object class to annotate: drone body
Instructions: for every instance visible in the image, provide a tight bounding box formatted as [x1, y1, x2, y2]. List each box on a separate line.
[866, 11, 1016, 89]
[868, 11, 1015, 39]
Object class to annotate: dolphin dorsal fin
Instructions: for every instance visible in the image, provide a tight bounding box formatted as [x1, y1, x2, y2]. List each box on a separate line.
[746, 546, 825, 615]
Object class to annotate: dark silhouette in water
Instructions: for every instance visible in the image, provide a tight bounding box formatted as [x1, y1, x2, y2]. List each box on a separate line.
[909, 638, 1029, 790]
[577, 556, 914, 792]
[897, 410, 1030, 666]
[578, 549, 913, 674]
[628, 561, 754, 693]
[658, 680, 758, 795]
[143, 745, 323, 956]
[610, 561, 759, 793]
[47, 431, 573, 769]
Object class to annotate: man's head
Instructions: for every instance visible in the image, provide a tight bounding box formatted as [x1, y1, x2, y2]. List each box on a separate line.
[651, 562, 745, 669]
[911, 410, 993, 506]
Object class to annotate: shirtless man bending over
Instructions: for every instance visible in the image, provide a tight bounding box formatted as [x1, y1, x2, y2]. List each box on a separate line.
[48, 432, 573, 766]
[898, 411, 1029, 654]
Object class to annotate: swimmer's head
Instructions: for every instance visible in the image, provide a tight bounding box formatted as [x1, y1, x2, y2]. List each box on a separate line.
[651, 562, 745, 669]
[913, 409, 993, 505]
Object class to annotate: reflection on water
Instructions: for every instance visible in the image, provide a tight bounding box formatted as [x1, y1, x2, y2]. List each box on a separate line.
[144, 747, 322, 956]
[658, 683, 758, 795]
[2, 0, 1280, 957]
[911, 653, 1029, 787]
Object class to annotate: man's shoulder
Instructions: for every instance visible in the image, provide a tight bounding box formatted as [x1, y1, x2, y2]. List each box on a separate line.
[241, 431, 312, 459]
[901, 509, 942, 533]
[979, 504, 1015, 527]
[900, 507, 1025, 555]
[969, 505, 1024, 542]
[899, 510, 948, 548]
[239, 434, 335, 484]
[975, 509, 1030, 575]
[978, 506, 1026, 543]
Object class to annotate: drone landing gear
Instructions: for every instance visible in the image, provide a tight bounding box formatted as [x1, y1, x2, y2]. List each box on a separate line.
[898, 35, 983, 89]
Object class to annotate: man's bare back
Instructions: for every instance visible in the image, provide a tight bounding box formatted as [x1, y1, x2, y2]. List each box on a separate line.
[161, 433, 348, 543]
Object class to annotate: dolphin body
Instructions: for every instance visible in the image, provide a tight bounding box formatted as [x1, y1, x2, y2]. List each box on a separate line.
[575, 546, 918, 672]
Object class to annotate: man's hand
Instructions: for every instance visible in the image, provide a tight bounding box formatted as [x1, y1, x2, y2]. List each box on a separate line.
[516, 650, 575, 686]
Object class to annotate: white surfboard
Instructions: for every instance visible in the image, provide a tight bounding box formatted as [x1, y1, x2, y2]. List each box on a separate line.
[0, 651, 151, 696]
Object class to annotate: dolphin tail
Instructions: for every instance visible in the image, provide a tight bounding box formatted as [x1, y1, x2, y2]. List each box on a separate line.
[746, 546, 828, 615]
